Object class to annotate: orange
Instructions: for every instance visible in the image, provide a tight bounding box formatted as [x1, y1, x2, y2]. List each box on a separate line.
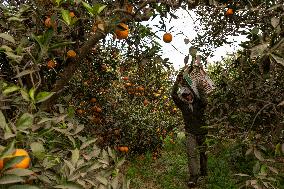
[115, 23, 129, 40]
[69, 11, 75, 18]
[163, 33, 172, 43]
[125, 4, 133, 13]
[122, 76, 129, 81]
[125, 82, 132, 87]
[44, 17, 52, 28]
[0, 159, 3, 170]
[143, 99, 149, 106]
[67, 50, 76, 58]
[47, 60, 56, 69]
[124, 146, 129, 153]
[76, 109, 84, 115]
[119, 146, 129, 152]
[92, 106, 102, 113]
[137, 86, 144, 91]
[90, 98, 97, 103]
[225, 8, 234, 16]
[12, 149, 30, 169]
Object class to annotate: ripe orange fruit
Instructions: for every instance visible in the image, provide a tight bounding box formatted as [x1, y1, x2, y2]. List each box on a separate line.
[225, 8, 234, 16]
[143, 99, 149, 106]
[92, 106, 102, 113]
[137, 86, 144, 91]
[163, 33, 172, 43]
[0, 159, 3, 170]
[125, 82, 132, 87]
[44, 17, 52, 28]
[12, 149, 30, 169]
[119, 146, 129, 152]
[90, 98, 97, 103]
[47, 60, 56, 69]
[122, 76, 129, 81]
[76, 109, 84, 115]
[115, 23, 129, 40]
[125, 4, 133, 13]
[124, 146, 129, 153]
[69, 11, 75, 18]
[67, 50, 76, 58]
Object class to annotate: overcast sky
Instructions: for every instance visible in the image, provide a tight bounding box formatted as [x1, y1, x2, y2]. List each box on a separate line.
[144, 9, 247, 70]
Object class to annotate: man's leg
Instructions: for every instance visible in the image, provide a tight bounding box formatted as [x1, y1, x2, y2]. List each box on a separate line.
[196, 135, 207, 176]
[186, 132, 200, 186]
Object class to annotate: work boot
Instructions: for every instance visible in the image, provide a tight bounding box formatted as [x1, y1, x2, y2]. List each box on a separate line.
[187, 175, 199, 188]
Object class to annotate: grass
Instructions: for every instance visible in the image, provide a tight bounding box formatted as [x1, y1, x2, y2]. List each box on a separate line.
[124, 133, 238, 189]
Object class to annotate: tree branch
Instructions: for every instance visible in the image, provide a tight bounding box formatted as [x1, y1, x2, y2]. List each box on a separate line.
[40, 29, 108, 110]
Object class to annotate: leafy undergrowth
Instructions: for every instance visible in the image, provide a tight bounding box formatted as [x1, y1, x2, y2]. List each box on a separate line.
[123, 132, 238, 189]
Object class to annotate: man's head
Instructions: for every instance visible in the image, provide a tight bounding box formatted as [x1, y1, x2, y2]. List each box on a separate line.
[178, 87, 194, 104]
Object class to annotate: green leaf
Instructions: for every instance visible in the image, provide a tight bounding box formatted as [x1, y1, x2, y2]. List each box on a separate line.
[0, 175, 24, 184]
[80, 138, 97, 150]
[35, 91, 55, 103]
[0, 45, 13, 52]
[254, 149, 264, 161]
[55, 0, 63, 6]
[3, 156, 25, 170]
[20, 89, 30, 101]
[29, 87, 35, 101]
[96, 176, 108, 185]
[0, 33, 15, 44]
[49, 41, 76, 50]
[30, 142, 45, 159]
[61, 9, 71, 25]
[71, 148, 80, 165]
[0, 110, 8, 129]
[14, 69, 35, 78]
[0, 140, 15, 159]
[5, 168, 34, 176]
[82, 2, 94, 16]
[93, 4, 107, 15]
[8, 185, 40, 189]
[4, 51, 22, 63]
[270, 53, 284, 67]
[3, 85, 20, 95]
[54, 182, 84, 189]
[16, 113, 33, 129]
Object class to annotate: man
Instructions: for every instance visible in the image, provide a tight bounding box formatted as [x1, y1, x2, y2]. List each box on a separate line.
[171, 56, 214, 187]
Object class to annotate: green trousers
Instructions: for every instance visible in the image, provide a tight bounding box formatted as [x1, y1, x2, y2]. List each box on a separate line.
[186, 132, 207, 177]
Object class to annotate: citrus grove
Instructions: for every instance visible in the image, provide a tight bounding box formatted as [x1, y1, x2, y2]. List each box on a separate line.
[0, 0, 283, 188]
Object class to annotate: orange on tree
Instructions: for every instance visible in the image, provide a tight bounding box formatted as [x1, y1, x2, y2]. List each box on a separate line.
[0, 149, 31, 170]
[92, 106, 102, 113]
[115, 23, 129, 40]
[67, 50, 77, 58]
[163, 33, 172, 43]
[119, 146, 129, 152]
[225, 8, 234, 16]
[76, 109, 84, 115]
[124, 82, 132, 87]
[44, 17, 52, 28]
[0, 159, 3, 170]
[47, 60, 56, 69]
[143, 99, 149, 106]
[69, 11, 75, 18]
[125, 4, 133, 13]
[90, 98, 97, 103]
[122, 76, 129, 81]
[12, 149, 30, 169]
[137, 86, 144, 91]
